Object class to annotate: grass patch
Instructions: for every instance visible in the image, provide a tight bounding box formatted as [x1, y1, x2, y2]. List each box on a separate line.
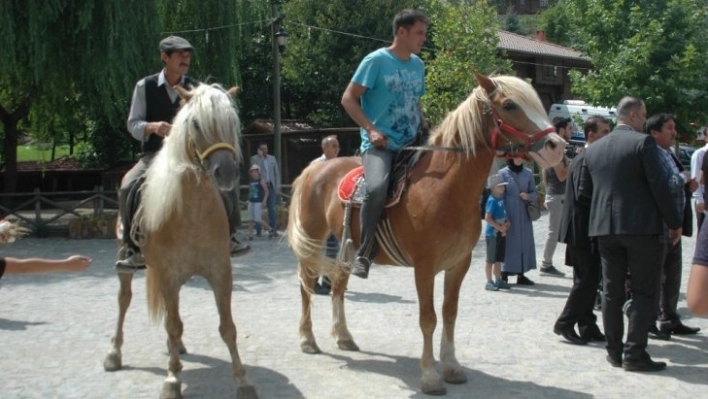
[17, 144, 72, 162]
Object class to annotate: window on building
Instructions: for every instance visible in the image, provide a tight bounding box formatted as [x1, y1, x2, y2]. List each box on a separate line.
[540, 0, 549, 7]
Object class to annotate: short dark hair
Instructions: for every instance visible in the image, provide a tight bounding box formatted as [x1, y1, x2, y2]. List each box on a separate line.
[258, 141, 268, 148]
[645, 113, 675, 135]
[553, 117, 571, 133]
[583, 115, 610, 140]
[392, 9, 428, 37]
[616, 96, 644, 122]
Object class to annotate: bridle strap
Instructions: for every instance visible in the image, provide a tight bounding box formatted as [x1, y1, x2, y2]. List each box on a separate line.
[187, 141, 236, 169]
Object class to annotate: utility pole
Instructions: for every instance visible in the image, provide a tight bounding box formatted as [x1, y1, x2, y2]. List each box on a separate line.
[271, 3, 283, 179]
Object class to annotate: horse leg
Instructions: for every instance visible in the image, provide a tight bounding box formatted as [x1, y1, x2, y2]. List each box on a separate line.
[103, 270, 133, 371]
[415, 268, 446, 395]
[331, 268, 358, 351]
[440, 262, 471, 385]
[208, 272, 258, 399]
[299, 260, 321, 354]
[160, 285, 184, 399]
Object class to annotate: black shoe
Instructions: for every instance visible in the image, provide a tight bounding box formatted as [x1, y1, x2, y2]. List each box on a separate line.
[661, 323, 701, 335]
[350, 256, 371, 279]
[314, 283, 331, 295]
[648, 325, 671, 341]
[622, 354, 667, 372]
[579, 326, 606, 342]
[553, 327, 588, 345]
[539, 265, 566, 277]
[606, 354, 622, 368]
[516, 276, 535, 286]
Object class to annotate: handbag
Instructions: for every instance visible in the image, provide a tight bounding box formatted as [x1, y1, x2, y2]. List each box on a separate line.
[509, 171, 541, 222]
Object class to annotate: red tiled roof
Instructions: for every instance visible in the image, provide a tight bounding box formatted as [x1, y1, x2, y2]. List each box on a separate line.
[498, 30, 588, 62]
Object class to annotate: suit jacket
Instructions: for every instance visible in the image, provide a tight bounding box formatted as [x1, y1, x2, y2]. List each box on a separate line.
[558, 150, 592, 249]
[579, 125, 682, 236]
[249, 153, 281, 190]
[671, 151, 694, 237]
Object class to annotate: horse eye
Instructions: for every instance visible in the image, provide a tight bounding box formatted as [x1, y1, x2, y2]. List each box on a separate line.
[502, 102, 518, 111]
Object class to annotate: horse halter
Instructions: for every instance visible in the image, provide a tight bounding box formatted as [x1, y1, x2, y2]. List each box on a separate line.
[186, 118, 237, 170]
[485, 92, 556, 157]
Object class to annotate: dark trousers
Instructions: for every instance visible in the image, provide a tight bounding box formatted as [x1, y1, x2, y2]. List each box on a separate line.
[599, 234, 662, 360]
[657, 241, 683, 328]
[555, 246, 601, 332]
[257, 182, 277, 234]
[697, 212, 705, 234]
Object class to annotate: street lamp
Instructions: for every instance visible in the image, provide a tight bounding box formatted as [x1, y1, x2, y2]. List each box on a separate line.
[275, 27, 289, 54]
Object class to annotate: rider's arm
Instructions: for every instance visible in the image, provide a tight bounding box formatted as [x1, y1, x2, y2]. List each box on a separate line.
[341, 83, 375, 133]
[127, 79, 162, 140]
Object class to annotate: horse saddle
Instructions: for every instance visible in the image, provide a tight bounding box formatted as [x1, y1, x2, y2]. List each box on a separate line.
[337, 148, 422, 207]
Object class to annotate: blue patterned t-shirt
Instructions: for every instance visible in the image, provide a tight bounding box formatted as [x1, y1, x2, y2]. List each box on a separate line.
[352, 48, 425, 153]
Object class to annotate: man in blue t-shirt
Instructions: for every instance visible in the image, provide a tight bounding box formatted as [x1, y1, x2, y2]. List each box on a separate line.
[341, 9, 429, 279]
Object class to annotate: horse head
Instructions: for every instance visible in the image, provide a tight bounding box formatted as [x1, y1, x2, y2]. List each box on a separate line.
[474, 72, 565, 169]
[174, 84, 242, 191]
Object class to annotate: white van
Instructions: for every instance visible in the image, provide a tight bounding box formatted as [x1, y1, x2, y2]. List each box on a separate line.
[548, 100, 617, 143]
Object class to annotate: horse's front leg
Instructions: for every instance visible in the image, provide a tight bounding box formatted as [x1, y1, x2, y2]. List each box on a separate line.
[103, 269, 134, 371]
[331, 266, 358, 351]
[415, 267, 445, 395]
[160, 285, 184, 399]
[299, 260, 321, 354]
[440, 259, 471, 385]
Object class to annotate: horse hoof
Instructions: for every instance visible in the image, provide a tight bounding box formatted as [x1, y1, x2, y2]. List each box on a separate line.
[337, 339, 360, 351]
[421, 383, 447, 396]
[160, 380, 182, 399]
[236, 385, 259, 399]
[301, 341, 321, 354]
[103, 351, 122, 372]
[422, 372, 446, 396]
[443, 367, 467, 384]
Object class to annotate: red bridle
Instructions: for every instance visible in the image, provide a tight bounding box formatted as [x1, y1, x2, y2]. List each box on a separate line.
[488, 106, 557, 158]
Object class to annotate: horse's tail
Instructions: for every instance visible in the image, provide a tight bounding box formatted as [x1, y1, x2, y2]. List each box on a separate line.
[286, 165, 333, 293]
[145, 266, 166, 323]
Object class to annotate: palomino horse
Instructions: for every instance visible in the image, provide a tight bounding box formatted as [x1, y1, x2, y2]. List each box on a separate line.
[287, 72, 565, 395]
[103, 84, 257, 399]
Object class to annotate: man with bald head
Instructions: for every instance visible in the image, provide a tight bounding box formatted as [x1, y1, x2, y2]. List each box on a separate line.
[579, 97, 682, 371]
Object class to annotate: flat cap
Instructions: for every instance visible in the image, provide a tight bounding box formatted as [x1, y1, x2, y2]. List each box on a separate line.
[159, 36, 194, 52]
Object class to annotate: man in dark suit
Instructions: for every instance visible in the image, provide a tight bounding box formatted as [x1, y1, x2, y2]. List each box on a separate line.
[645, 114, 700, 337]
[579, 97, 682, 372]
[553, 116, 611, 345]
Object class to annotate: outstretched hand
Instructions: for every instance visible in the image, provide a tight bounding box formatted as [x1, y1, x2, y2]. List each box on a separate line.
[64, 255, 93, 272]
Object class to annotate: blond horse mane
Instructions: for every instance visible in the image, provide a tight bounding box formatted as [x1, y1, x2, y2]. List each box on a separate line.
[430, 75, 547, 159]
[140, 83, 242, 233]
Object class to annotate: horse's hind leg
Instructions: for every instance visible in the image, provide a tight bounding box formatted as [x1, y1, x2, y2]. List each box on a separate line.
[440, 261, 470, 385]
[103, 271, 133, 371]
[209, 270, 258, 399]
[160, 285, 184, 399]
[299, 260, 321, 354]
[331, 269, 358, 351]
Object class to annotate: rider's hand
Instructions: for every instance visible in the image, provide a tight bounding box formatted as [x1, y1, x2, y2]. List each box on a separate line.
[367, 128, 388, 149]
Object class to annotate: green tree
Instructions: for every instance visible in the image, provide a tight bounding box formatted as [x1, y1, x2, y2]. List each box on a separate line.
[538, 2, 572, 46]
[565, 0, 708, 136]
[422, 0, 512, 124]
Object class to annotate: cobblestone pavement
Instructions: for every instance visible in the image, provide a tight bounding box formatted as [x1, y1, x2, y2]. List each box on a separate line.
[1, 212, 706, 399]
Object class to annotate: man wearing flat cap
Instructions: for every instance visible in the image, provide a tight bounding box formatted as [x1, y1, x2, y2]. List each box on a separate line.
[116, 36, 248, 271]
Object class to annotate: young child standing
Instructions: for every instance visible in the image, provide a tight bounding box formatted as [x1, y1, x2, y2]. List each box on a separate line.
[247, 164, 271, 240]
[484, 173, 512, 291]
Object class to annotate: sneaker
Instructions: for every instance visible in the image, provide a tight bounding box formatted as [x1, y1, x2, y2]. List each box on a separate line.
[230, 236, 251, 257]
[350, 256, 371, 279]
[494, 279, 511, 290]
[485, 281, 499, 291]
[539, 265, 566, 277]
[115, 249, 145, 271]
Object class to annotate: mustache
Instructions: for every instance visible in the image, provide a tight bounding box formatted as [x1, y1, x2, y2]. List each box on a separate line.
[180, 63, 190, 67]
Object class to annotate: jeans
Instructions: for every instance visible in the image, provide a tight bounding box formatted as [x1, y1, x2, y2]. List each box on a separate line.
[257, 182, 277, 234]
[542, 193, 565, 268]
[357, 147, 394, 260]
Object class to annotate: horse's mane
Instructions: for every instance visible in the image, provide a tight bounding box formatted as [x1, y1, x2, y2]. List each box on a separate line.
[430, 75, 545, 158]
[141, 83, 241, 233]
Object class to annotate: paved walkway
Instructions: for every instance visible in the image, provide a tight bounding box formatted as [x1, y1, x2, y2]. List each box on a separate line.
[1, 212, 706, 398]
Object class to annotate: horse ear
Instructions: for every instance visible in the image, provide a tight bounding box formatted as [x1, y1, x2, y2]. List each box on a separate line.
[227, 86, 240, 98]
[474, 71, 496, 95]
[175, 85, 193, 103]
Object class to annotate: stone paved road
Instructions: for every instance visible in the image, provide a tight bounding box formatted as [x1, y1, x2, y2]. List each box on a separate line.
[1, 212, 706, 398]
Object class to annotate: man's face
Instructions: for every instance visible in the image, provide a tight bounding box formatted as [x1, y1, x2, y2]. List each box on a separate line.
[399, 21, 427, 54]
[323, 140, 340, 160]
[259, 145, 268, 156]
[652, 119, 677, 149]
[561, 124, 573, 141]
[589, 121, 611, 143]
[162, 50, 192, 76]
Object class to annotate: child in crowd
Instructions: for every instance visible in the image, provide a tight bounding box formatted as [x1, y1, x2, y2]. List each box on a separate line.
[247, 164, 271, 240]
[484, 173, 512, 291]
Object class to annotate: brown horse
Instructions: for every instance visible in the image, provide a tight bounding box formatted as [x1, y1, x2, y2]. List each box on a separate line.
[103, 84, 258, 399]
[286, 72, 565, 395]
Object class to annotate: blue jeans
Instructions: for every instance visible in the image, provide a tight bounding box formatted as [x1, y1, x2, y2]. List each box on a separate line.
[257, 182, 277, 234]
[357, 147, 394, 260]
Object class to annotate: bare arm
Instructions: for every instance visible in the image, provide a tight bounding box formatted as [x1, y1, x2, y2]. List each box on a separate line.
[341, 82, 387, 148]
[261, 180, 269, 204]
[4, 255, 92, 275]
[687, 264, 708, 316]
